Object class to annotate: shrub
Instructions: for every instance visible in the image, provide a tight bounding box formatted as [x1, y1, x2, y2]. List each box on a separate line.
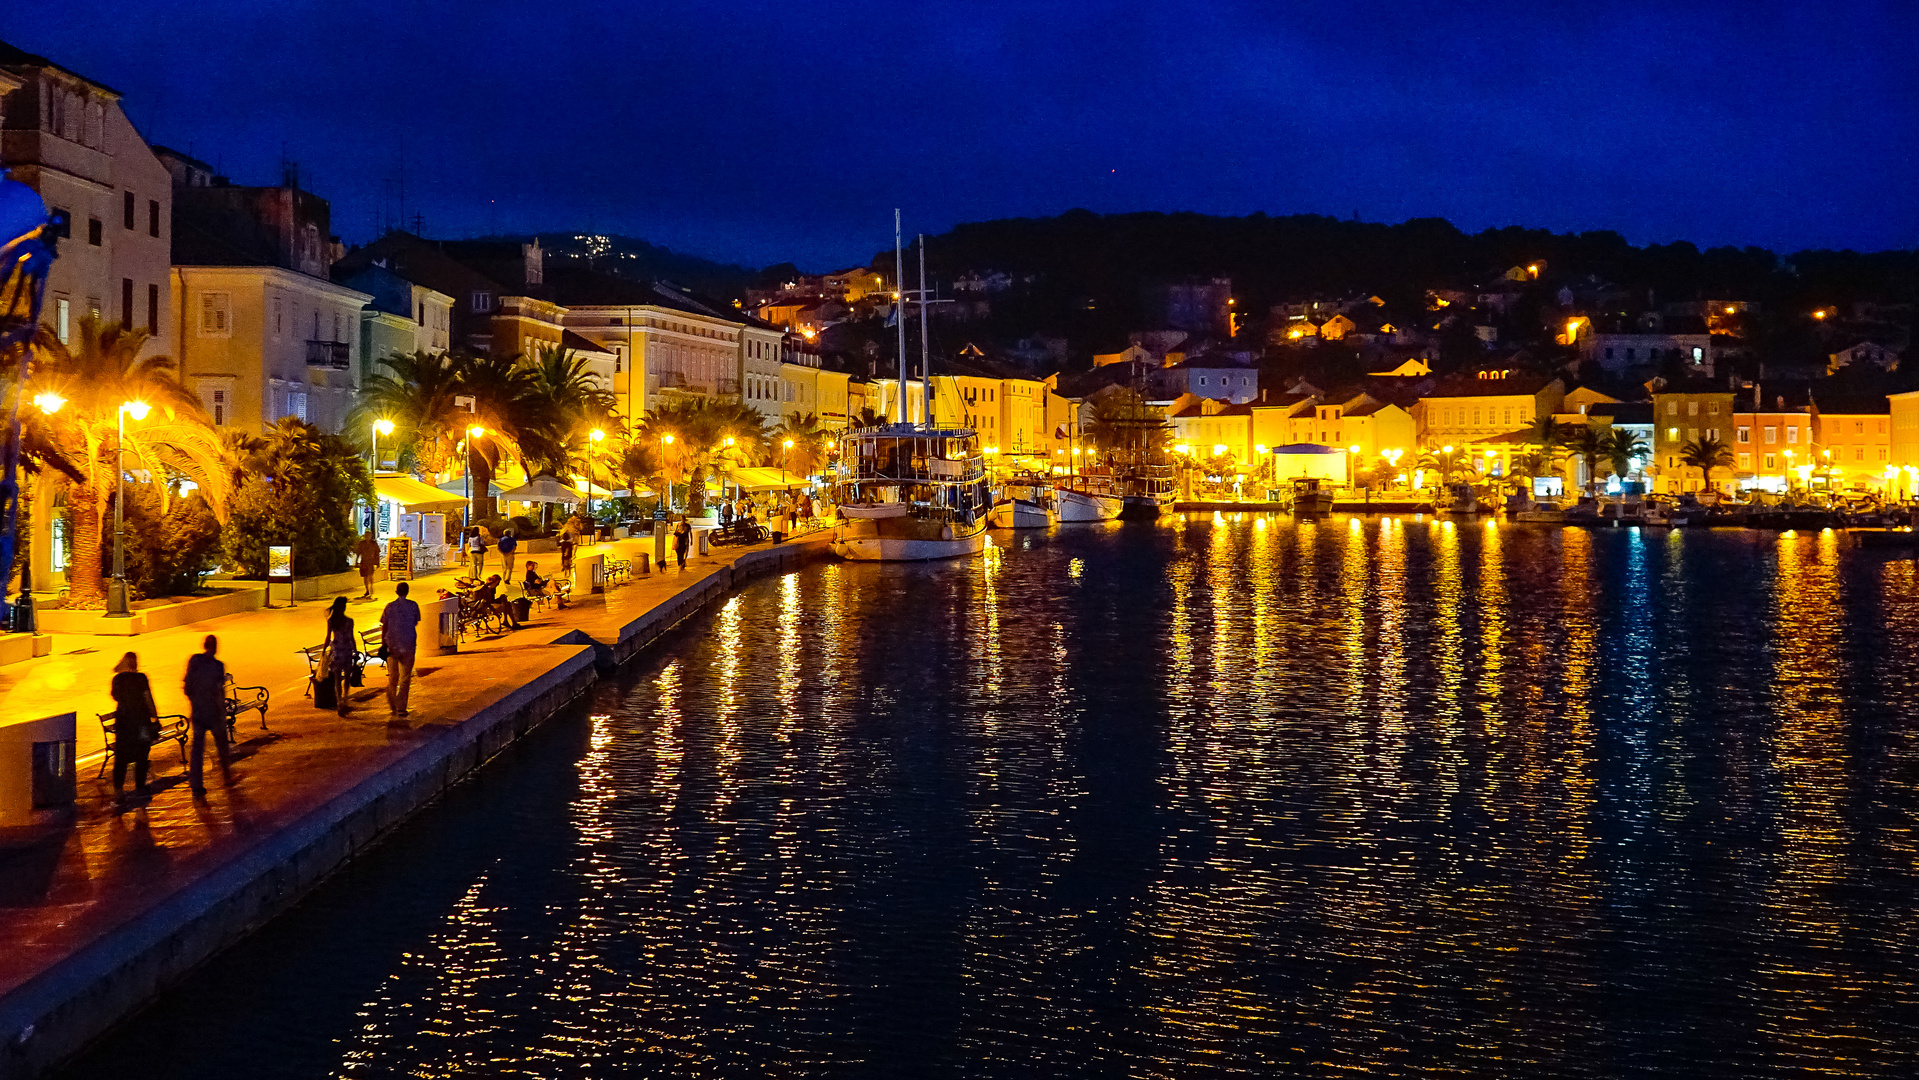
[107, 485, 223, 599]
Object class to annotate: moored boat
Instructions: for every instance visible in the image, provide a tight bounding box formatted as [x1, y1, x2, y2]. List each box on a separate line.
[988, 481, 1057, 528]
[1054, 479, 1124, 522]
[1291, 477, 1335, 516]
[831, 426, 990, 561]
[1117, 461, 1176, 519]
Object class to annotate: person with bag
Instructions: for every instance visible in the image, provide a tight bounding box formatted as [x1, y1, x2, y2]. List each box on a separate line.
[379, 581, 422, 716]
[183, 635, 229, 795]
[523, 559, 567, 610]
[467, 527, 489, 579]
[110, 652, 160, 806]
[322, 595, 357, 716]
[497, 527, 518, 566]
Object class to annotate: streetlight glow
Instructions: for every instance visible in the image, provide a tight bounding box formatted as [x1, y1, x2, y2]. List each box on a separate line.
[122, 400, 150, 421]
[32, 392, 64, 414]
[468, 425, 485, 438]
[373, 419, 395, 436]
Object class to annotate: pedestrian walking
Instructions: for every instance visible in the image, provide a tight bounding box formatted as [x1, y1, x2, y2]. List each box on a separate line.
[379, 581, 421, 716]
[183, 634, 228, 795]
[355, 531, 381, 598]
[109, 652, 159, 805]
[557, 529, 576, 576]
[323, 595, 357, 716]
[719, 499, 734, 528]
[673, 517, 691, 570]
[467, 528, 489, 579]
[497, 527, 518, 565]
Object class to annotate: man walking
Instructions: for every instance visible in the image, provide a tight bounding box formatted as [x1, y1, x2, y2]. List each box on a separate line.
[380, 581, 422, 716]
[183, 635, 228, 795]
[497, 527, 518, 567]
[355, 531, 381, 598]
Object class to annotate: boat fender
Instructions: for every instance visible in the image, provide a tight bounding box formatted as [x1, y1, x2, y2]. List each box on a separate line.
[942, 523, 954, 541]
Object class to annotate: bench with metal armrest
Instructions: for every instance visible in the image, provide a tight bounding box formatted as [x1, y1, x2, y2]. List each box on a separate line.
[359, 627, 386, 666]
[227, 674, 270, 730]
[521, 574, 570, 612]
[604, 557, 632, 583]
[95, 711, 189, 778]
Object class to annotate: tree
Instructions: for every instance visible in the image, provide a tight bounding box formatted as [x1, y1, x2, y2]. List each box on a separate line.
[220, 418, 372, 577]
[1680, 432, 1735, 492]
[1602, 429, 1647, 482]
[28, 320, 232, 606]
[1085, 389, 1169, 455]
[639, 399, 767, 516]
[524, 344, 615, 476]
[351, 350, 467, 478]
[852, 405, 883, 430]
[772, 411, 831, 478]
[1565, 425, 1607, 494]
[1417, 445, 1469, 486]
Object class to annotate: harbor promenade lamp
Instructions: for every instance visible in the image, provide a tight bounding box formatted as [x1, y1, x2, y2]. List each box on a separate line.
[1348, 443, 1361, 487]
[462, 425, 486, 528]
[782, 438, 795, 484]
[371, 418, 394, 470]
[660, 433, 675, 509]
[106, 400, 150, 617]
[587, 428, 605, 520]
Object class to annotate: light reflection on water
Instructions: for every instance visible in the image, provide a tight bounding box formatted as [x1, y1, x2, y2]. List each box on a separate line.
[59, 517, 1919, 1079]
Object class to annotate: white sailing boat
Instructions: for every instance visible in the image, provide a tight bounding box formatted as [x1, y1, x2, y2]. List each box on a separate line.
[988, 480, 1058, 529]
[831, 213, 989, 561]
[1053, 475, 1124, 522]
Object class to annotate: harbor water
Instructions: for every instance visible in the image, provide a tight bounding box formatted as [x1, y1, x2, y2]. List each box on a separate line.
[60, 516, 1919, 1078]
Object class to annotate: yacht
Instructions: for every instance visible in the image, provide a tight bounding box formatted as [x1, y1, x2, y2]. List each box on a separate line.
[832, 427, 990, 560]
[1053, 474, 1124, 522]
[1291, 477, 1335, 516]
[988, 479, 1058, 529]
[1116, 460, 1177, 519]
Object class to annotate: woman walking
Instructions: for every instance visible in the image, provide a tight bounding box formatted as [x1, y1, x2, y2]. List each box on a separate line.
[323, 596, 357, 716]
[467, 527, 489, 580]
[673, 517, 692, 570]
[110, 653, 160, 805]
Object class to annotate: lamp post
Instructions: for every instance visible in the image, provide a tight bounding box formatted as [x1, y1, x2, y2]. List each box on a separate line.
[782, 438, 794, 486]
[107, 400, 149, 617]
[368, 418, 394, 534]
[587, 428, 605, 522]
[462, 425, 485, 529]
[661, 433, 675, 511]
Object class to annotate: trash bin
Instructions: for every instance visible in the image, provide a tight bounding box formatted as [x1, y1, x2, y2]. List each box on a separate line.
[697, 528, 710, 556]
[0, 712, 76, 826]
[433, 594, 461, 655]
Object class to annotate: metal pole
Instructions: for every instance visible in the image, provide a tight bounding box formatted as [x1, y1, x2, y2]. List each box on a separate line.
[894, 209, 906, 426]
[463, 434, 471, 529]
[919, 234, 931, 429]
[108, 405, 128, 616]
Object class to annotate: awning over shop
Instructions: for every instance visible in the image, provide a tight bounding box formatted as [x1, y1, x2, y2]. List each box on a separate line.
[727, 466, 812, 492]
[436, 476, 503, 498]
[375, 474, 467, 509]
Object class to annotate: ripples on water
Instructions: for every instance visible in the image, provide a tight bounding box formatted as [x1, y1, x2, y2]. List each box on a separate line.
[61, 517, 1919, 1079]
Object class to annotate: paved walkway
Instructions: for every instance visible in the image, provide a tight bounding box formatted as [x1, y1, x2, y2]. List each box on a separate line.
[0, 525, 826, 1013]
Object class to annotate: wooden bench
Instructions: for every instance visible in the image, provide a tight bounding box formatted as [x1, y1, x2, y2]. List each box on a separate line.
[95, 711, 188, 778]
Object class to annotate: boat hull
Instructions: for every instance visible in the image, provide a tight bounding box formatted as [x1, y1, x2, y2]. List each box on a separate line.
[988, 499, 1055, 529]
[1054, 488, 1123, 522]
[1293, 494, 1335, 516]
[1119, 494, 1171, 520]
[831, 515, 988, 561]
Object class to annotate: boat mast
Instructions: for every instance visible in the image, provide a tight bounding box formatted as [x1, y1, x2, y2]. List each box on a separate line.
[894, 209, 907, 426]
[918, 233, 931, 430]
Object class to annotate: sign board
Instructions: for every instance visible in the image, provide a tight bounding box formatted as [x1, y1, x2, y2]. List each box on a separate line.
[1532, 476, 1564, 498]
[654, 506, 667, 521]
[267, 545, 294, 582]
[386, 536, 413, 581]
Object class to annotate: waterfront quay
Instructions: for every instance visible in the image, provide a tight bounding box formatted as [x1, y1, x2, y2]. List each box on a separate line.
[0, 530, 830, 1080]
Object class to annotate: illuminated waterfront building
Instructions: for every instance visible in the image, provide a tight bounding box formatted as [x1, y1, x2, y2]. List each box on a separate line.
[1650, 385, 1737, 494]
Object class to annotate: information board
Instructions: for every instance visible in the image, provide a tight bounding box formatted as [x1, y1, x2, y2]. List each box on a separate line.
[267, 545, 294, 582]
[386, 536, 413, 581]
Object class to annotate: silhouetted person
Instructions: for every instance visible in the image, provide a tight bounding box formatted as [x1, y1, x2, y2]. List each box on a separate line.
[674, 518, 691, 569]
[110, 652, 158, 805]
[183, 634, 228, 794]
[380, 581, 421, 716]
[355, 531, 381, 598]
[323, 595, 356, 716]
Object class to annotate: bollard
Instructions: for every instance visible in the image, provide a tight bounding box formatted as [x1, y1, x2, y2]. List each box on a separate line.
[578, 552, 606, 594]
[653, 523, 668, 569]
[0, 712, 76, 826]
[638, 552, 651, 574]
[433, 594, 461, 655]
[697, 528, 710, 557]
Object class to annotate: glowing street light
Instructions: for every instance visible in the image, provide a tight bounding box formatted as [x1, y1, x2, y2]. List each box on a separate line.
[31, 392, 64, 414]
[107, 400, 150, 616]
[586, 428, 606, 519]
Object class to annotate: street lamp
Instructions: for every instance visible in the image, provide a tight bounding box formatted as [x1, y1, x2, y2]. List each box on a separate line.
[106, 400, 149, 617]
[587, 428, 605, 522]
[462, 425, 485, 529]
[782, 437, 794, 485]
[32, 392, 63, 415]
[660, 433, 675, 510]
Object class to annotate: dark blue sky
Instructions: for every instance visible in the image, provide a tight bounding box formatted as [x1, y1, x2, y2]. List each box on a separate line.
[11, 1, 1917, 270]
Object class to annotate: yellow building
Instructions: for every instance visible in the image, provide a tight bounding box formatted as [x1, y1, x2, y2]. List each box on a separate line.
[1416, 368, 1566, 447]
[1650, 388, 1737, 493]
[1812, 398, 1892, 490]
[1168, 397, 1255, 465]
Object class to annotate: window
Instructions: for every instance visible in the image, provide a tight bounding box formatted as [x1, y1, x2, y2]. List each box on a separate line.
[1707, 402, 1719, 416]
[1667, 401, 1678, 415]
[1667, 427, 1679, 440]
[1738, 426, 1751, 443]
[121, 278, 133, 325]
[1855, 421, 1865, 435]
[1881, 448, 1889, 461]
[1688, 402, 1699, 417]
[199, 292, 231, 337]
[471, 291, 493, 312]
[146, 283, 158, 334]
[1626, 348, 1636, 361]
[55, 298, 70, 343]
[286, 390, 308, 422]
[1739, 453, 1751, 469]
[1692, 347, 1704, 363]
[1787, 427, 1798, 444]
[1765, 454, 1776, 470]
[1764, 426, 1776, 444]
[50, 209, 70, 238]
[87, 218, 102, 246]
[272, 295, 284, 337]
[123, 191, 135, 230]
[312, 311, 321, 340]
[149, 200, 160, 238]
[1856, 447, 1866, 462]
[1605, 347, 1615, 360]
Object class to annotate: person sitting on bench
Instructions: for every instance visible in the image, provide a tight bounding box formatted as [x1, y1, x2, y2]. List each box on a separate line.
[523, 560, 567, 609]
[475, 575, 523, 629]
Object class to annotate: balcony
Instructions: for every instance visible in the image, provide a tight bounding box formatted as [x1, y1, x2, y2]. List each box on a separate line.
[306, 340, 351, 369]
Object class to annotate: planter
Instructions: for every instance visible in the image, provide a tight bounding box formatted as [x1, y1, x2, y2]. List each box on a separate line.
[34, 586, 267, 637]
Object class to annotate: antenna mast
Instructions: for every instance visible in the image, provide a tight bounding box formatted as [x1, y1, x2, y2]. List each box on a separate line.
[918, 234, 931, 429]
[894, 209, 907, 425]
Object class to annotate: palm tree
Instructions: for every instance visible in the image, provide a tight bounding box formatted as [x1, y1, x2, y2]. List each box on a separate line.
[1566, 425, 1607, 494]
[1602, 429, 1647, 483]
[851, 405, 883, 430]
[524, 344, 615, 476]
[640, 399, 767, 516]
[1680, 432, 1736, 493]
[1417, 445, 1469, 486]
[29, 320, 231, 606]
[772, 411, 831, 478]
[351, 350, 467, 477]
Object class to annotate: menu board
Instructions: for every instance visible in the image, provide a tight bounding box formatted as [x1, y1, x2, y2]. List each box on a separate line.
[267, 545, 294, 582]
[386, 536, 413, 581]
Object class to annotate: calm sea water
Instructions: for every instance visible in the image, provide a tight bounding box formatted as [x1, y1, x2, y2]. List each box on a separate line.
[60, 516, 1919, 1079]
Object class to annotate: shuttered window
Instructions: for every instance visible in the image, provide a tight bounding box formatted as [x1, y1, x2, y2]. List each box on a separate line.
[199, 292, 231, 336]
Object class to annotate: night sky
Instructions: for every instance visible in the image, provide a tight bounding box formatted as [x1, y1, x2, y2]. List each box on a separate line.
[10, 1, 1916, 269]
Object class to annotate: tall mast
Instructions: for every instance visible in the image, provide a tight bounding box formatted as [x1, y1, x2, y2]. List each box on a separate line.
[894, 209, 907, 425]
[918, 234, 931, 429]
